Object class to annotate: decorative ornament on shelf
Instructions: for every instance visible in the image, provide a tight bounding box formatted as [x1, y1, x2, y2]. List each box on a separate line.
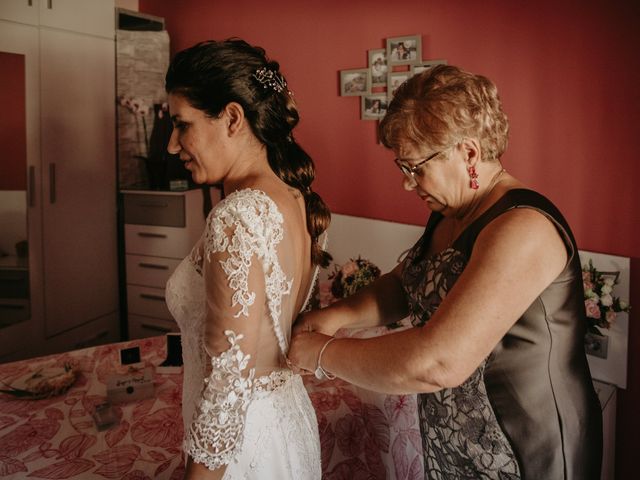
[582, 259, 630, 334]
[118, 95, 152, 158]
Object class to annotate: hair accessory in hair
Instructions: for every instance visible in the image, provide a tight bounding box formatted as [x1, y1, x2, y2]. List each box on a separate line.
[253, 67, 290, 94]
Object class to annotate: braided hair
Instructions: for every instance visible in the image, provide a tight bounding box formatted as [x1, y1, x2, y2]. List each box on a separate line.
[165, 39, 331, 266]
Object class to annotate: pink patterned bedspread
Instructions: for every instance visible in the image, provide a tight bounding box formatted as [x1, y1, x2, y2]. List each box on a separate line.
[0, 334, 423, 479]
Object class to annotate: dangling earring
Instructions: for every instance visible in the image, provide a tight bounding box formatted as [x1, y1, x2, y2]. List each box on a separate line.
[468, 165, 479, 190]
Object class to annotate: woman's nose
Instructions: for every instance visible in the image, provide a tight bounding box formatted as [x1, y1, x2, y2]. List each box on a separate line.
[167, 129, 181, 154]
[402, 175, 417, 191]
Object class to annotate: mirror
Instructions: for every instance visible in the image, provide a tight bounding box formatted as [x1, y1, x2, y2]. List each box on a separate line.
[0, 51, 30, 329]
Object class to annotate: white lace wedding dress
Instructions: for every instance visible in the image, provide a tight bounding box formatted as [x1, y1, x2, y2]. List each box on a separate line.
[165, 188, 321, 479]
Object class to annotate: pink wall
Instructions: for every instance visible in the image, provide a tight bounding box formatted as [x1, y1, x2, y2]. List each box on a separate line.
[140, 1, 639, 477]
[0, 52, 27, 191]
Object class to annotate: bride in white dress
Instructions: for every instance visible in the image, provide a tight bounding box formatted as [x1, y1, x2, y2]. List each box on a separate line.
[163, 39, 331, 479]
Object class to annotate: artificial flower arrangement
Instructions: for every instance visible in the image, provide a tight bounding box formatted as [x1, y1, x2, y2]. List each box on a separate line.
[118, 96, 170, 158]
[118, 95, 152, 157]
[118, 96, 174, 189]
[582, 259, 630, 335]
[318, 256, 381, 308]
[330, 256, 381, 298]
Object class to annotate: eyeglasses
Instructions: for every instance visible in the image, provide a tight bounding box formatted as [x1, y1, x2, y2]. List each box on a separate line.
[394, 149, 444, 179]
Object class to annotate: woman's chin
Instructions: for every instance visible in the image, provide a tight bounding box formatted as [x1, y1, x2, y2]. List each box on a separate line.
[424, 197, 446, 211]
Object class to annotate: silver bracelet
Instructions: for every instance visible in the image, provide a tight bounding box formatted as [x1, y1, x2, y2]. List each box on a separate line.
[314, 337, 338, 380]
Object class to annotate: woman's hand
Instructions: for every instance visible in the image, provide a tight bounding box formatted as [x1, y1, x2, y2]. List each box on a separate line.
[293, 308, 344, 337]
[288, 330, 333, 373]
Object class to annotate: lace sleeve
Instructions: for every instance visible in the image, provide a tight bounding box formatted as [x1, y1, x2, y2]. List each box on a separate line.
[184, 189, 289, 471]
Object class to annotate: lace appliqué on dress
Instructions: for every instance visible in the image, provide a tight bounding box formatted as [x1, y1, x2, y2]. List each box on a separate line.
[203, 189, 293, 354]
[402, 244, 521, 478]
[402, 247, 466, 327]
[182, 189, 298, 472]
[185, 330, 255, 471]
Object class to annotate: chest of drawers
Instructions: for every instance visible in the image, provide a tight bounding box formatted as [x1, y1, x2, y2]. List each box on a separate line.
[122, 188, 220, 339]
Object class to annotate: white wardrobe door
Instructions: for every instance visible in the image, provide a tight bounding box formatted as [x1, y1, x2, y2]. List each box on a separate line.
[40, 27, 117, 337]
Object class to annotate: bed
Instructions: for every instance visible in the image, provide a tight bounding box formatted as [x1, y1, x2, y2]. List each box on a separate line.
[0, 214, 627, 479]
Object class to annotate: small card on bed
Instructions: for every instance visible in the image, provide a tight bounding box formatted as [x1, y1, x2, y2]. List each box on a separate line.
[106, 366, 154, 403]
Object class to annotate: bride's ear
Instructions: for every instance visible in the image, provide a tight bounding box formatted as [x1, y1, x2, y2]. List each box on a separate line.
[222, 102, 245, 137]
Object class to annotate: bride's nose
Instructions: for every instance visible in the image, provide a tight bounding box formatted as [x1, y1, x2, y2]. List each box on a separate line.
[167, 129, 181, 155]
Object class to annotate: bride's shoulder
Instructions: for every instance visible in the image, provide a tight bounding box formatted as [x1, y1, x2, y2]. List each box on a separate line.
[211, 188, 282, 221]
[205, 187, 286, 247]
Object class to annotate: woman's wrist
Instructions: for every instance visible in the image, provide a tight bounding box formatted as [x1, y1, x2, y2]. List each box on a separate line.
[314, 337, 338, 380]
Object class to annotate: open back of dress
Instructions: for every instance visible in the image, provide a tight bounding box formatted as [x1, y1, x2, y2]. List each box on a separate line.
[166, 188, 321, 478]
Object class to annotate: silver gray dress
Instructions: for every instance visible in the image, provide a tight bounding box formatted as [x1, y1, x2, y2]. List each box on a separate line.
[401, 189, 602, 479]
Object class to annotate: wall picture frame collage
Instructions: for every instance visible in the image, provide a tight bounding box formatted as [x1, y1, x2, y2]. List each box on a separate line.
[339, 34, 446, 121]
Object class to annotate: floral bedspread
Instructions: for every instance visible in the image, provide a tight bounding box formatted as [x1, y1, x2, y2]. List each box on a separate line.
[0, 334, 423, 479]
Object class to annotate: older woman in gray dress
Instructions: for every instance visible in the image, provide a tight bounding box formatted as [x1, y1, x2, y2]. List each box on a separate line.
[289, 64, 602, 479]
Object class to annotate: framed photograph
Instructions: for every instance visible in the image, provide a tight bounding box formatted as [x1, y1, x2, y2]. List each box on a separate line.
[412, 59, 448, 75]
[340, 68, 369, 96]
[386, 35, 422, 65]
[368, 49, 388, 87]
[388, 71, 411, 99]
[361, 94, 388, 120]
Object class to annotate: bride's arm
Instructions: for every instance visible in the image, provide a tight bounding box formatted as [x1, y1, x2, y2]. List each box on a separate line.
[183, 201, 269, 479]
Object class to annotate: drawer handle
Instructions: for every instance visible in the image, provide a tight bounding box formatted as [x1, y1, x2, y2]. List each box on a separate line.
[137, 232, 168, 238]
[0, 304, 26, 310]
[138, 202, 169, 208]
[49, 163, 56, 204]
[140, 293, 166, 302]
[74, 330, 108, 349]
[138, 262, 170, 270]
[141, 323, 172, 333]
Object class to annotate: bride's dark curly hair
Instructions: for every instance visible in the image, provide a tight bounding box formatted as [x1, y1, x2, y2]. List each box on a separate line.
[166, 39, 331, 267]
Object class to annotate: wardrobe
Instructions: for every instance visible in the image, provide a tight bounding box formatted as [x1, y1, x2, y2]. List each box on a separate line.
[0, 0, 119, 362]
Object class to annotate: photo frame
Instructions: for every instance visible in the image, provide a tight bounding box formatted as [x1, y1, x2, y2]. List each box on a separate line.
[412, 59, 448, 75]
[120, 346, 141, 365]
[368, 49, 388, 87]
[361, 94, 388, 120]
[388, 71, 411, 99]
[386, 35, 422, 65]
[340, 68, 370, 96]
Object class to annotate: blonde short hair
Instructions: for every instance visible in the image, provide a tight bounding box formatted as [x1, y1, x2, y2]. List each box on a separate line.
[379, 65, 509, 162]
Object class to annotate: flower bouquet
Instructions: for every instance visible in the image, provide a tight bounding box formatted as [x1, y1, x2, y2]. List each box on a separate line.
[582, 259, 630, 335]
[329, 257, 381, 299]
[317, 257, 381, 308]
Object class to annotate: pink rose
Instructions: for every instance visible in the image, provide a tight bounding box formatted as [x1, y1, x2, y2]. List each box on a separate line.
[585, 299, 601, 319]
[605, 310, 617, 326]
[340, 261, 358, 277]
